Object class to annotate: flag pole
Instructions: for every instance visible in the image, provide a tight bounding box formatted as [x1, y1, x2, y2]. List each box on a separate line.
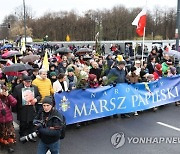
[142, 27, 146, 63]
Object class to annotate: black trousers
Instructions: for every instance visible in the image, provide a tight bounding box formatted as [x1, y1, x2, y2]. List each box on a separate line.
[19, 121, 34, 137]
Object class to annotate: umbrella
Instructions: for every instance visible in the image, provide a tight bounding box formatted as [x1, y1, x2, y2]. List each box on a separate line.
[0, 59, 8, 64]
[2, 51, 22, 59]
[75, 48, 92, 55]
[0, 44, 12, 50]
[21, 55, 40, 63]
[2, 63, 33, 73]
[54, 47, 72, 54]
[130, 55, 148, 61]
[83, 55, 92, 60]
[164, 50, 180, 60]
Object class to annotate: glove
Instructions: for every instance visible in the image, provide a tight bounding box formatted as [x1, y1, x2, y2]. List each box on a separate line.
[33, 120, 43, 128]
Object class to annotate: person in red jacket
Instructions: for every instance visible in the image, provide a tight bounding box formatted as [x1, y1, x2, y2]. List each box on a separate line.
[153, 63, 162, 80]
[0, 85, 17, 153]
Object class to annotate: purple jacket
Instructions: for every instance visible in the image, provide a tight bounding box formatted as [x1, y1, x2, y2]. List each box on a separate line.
[0, 95, 17, 123]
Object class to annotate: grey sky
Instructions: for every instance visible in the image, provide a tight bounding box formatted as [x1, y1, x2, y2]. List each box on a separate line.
[0, 0, 177, 24]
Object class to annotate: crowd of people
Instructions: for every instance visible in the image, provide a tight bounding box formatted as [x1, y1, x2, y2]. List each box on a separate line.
[0, 42, 179, 153]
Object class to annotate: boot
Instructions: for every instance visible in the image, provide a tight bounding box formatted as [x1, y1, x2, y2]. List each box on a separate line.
[175, 101, 180, 106]
[7, 144, 15, 153]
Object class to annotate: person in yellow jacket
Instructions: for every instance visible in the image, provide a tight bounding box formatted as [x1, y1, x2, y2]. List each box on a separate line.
[32, 69, 54, 112]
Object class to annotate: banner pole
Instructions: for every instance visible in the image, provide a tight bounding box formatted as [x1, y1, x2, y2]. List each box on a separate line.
[142, 27, 146, 63]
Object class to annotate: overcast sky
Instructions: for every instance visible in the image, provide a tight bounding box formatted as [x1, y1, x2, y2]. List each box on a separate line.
[0, 0, 177, 24]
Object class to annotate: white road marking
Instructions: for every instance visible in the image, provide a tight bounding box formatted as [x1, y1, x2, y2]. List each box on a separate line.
[157, 122, 180, 132]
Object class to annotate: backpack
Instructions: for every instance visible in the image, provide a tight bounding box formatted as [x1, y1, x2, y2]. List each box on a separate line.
[60, 115, 66, 140]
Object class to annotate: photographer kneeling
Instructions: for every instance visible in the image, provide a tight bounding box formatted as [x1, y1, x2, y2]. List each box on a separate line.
[33, 96, 64, 154]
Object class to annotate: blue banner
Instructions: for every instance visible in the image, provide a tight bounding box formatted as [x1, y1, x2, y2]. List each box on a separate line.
[54, 75, 180, 125]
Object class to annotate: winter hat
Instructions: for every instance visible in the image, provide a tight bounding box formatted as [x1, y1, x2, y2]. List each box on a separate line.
[23, 75, 32, 82]
[155, 64, 162, 71]
[117, 60, 126, 65]
[170, 67, 176, 75]
[50, 71, 57, 77]
[67, 67, 74, 72]
[88, 74, 97, 81]
[166, 59, 172, 65]
[42, 96, 53, 105]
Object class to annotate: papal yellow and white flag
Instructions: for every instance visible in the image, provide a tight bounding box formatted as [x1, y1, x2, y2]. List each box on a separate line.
[42, 50, 49, 71]
[21, 41, 26, 54]
[66, 34, 70, 42]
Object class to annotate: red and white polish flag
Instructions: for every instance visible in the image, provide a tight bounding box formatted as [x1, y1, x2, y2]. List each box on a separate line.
[132, 8, 147, 37]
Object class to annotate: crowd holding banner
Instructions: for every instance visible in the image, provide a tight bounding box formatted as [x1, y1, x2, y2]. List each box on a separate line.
[0, 40, 180, 153]
[55, 75, 180, 125]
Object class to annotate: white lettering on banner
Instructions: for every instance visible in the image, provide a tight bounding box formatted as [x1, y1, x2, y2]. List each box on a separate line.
[73, 85, 180, 118]
[160, 89, 167, 101]
[132, 95, 138, 107]
[144, 93, 151, 105]
[99, 100, 109, 112]
[175, 86, 179, 97]
[91, 93, 96, 98]
[167, 87, 178, 98]
[74, 103, 87, 118]
[155, 91, 161, 102]
[138, 95, 147, 106]
[103, 91, 108, 96]
[126, 88, 130, 93]
[131, 86, 179, 108]
[117, 97, 126, 109]
[115, 89, 119, 94]
[88, 101, 99, 115]
[109, 98, 116, 111]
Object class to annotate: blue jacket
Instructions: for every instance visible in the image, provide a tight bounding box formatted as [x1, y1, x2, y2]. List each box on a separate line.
[108, 67, 126, 83]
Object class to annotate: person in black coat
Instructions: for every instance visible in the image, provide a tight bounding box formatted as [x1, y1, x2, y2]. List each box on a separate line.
[89, 61, 102, 82]
[33, 96, 64, 154]
[12, 75, 41, 140]
[147, 57, 156, 74]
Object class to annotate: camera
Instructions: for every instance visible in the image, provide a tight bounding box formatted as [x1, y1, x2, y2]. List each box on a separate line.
[19, 132, 38, 142]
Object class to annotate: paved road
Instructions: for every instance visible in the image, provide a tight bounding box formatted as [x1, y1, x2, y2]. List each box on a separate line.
[1, 103, 180, 154]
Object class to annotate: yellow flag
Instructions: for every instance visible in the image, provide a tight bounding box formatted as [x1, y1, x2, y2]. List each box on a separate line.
[42, 50, 49, 71]
[21, 41, 26, 54]
[66, 34, 70, 41]
[14, 54, 17, 63]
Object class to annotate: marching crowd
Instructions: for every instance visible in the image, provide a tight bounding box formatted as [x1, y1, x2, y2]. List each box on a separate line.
[0, 43, 179, 153]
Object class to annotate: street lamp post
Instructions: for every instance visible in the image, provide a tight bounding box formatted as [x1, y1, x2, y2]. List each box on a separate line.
[23, 0, 27, 45]
[176, 0, 180, 51]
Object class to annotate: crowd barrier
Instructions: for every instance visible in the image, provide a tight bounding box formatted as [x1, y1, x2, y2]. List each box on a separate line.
[54, 75, 180, 125]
